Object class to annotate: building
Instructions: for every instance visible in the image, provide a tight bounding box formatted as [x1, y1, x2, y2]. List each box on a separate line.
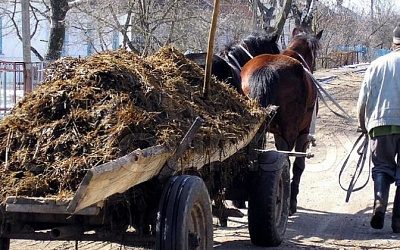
[0, 4, 120, 63]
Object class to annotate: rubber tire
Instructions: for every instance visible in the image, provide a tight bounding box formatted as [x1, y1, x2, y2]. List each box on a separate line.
[248, 155, 290, 247]
[0, 238, 10, 250]
[156, 175, 213, 250]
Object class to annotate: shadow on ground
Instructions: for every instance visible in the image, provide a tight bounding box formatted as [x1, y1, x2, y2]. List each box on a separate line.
[214, 203, 400, 249]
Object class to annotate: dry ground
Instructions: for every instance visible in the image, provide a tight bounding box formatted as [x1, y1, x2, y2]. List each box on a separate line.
[9, 64, 400, 249]
[214, 64, 400, 249]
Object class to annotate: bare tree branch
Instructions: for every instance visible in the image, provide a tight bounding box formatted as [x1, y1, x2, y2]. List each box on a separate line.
[68, 0, 86, 9]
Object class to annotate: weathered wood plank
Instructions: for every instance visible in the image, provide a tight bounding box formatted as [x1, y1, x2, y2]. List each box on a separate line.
[68, 145, 172, 213]
[176, 116, 266, 170]
[5, 196, 99, 215]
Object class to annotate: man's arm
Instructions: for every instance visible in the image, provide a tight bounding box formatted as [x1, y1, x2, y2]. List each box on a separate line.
[357, 68, 371, 132]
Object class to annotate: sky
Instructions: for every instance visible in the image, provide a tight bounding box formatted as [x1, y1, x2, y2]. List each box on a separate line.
[320, 0, 400, 13]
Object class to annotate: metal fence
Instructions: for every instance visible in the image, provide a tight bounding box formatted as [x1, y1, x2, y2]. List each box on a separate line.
[0, 61, 44, 116]
[318, 45, 392, 69]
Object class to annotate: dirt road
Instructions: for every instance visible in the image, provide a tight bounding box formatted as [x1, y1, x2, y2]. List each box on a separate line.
[214, 64, 400, 249]
[9, 65, 400, 249]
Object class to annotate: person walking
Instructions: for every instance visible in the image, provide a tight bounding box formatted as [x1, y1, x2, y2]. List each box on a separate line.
[357, 23, 400, 233]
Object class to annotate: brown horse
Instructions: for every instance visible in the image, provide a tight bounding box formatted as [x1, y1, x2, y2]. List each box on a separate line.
[241, 28, 323, 215]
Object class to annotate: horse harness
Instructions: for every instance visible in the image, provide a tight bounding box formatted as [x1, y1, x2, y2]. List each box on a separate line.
[226, 43, 254, 71]
[291, 50, 352, 120]
[214, 43, 255, 86]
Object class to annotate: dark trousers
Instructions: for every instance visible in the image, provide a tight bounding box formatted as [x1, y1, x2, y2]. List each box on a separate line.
[370, 134, 400, 186]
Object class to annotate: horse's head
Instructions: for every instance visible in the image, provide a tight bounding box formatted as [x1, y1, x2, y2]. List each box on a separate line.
[286, 28, 323, 72]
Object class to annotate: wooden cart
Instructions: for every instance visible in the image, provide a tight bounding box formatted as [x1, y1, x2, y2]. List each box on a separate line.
[0, 106, 290, 250]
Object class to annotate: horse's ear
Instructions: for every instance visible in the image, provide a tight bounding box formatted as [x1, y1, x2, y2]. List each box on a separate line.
[316, 30, 324, 40]
[292, 27, 303, 37]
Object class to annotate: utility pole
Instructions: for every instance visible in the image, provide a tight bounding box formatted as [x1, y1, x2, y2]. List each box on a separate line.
[21, 0, 32, 92]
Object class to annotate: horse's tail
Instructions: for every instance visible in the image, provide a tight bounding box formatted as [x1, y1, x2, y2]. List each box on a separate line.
[248, 66, 279, 107]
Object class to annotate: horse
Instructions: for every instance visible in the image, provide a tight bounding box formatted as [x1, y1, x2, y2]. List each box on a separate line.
[185, 33, 280, 93]
[241, 28, 323, 215]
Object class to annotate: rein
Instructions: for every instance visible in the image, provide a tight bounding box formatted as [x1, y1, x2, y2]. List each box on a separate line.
[310, 73, 353, 120]
[289, 49, 312, 72]
[291, 50, 352, 120]
[338, 132, 370, 202]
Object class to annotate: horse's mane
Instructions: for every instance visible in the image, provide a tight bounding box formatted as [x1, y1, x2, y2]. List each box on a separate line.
[291, 32, 321, 52]
[219, 34, 280, 67]
[242, 33, 280, 55]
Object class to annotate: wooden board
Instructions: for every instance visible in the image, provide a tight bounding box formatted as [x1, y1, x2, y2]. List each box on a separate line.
[176, 118, 265, 170]
[5, 196, 100, 215]
[67, 145, 172, 213]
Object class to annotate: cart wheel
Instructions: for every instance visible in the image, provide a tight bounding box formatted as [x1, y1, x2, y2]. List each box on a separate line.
[156, 175, 213, 250]
[248, 152, 290, 247]
[0, 237, 10, 250]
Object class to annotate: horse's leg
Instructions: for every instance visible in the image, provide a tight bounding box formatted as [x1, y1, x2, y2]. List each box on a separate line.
[308, 102, 317, 147]
[273, 134, 291, 151]
[274, 134, 298, 214]
[290, 133, 310, 215]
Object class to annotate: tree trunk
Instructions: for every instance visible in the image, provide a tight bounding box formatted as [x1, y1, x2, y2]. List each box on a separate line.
[45, 0, 69, 61]
[371, 0, 374, 18]
[274, 0, 293, 37]
[252, 0, 258, 31]
[291, 0, 316, 32]
[21, 0, 32, 92]
[301, 0, 316, 31]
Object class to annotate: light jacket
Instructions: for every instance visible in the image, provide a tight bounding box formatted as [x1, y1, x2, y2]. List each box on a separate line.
[357, 49, 400, 132]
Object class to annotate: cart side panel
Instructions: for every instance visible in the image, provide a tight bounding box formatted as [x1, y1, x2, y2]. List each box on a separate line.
[69, 145, 172, 213]
[176, 117, 266, 170]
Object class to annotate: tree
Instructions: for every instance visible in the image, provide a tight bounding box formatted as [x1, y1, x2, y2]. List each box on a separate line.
[291, 0, 317, 31]
[315, 0, 399, 65]
[44, 0, 68, 60]
[45, 0, 85, 60]
[274, 0, 293, 37]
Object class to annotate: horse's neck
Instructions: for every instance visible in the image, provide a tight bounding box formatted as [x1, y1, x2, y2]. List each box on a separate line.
[227, 47, 252, 69]
[283, 49, 312, 72]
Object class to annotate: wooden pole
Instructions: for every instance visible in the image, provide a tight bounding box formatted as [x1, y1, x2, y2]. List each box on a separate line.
[203, 0, 220, 99]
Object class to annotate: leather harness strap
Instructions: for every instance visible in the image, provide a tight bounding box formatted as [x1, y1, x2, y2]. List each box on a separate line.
[338, 132, 370, 202]
[290, 50, 352, 120]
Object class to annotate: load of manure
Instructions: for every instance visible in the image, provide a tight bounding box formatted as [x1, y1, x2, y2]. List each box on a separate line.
[0, 47, 266, 202]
